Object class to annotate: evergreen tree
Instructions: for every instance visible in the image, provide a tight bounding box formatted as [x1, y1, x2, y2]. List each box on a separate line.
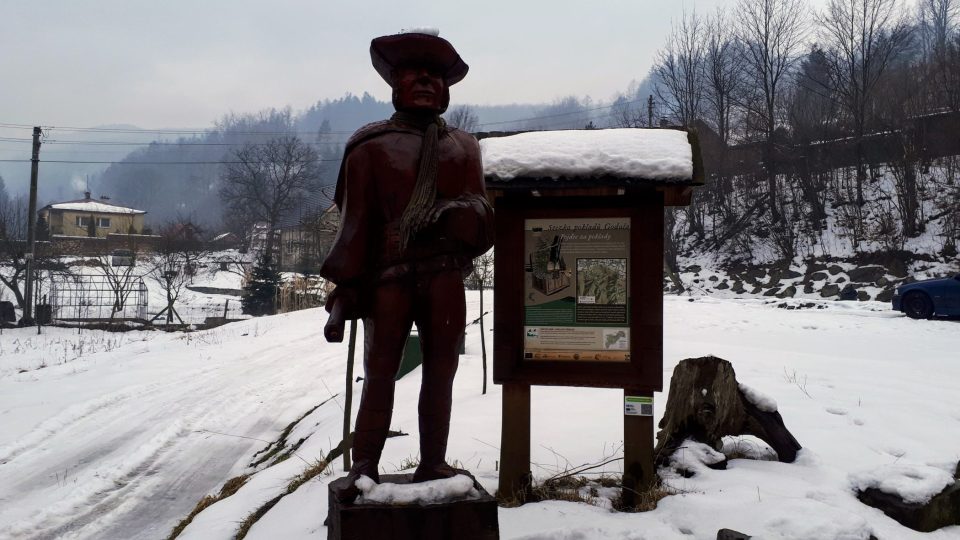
[0, 174, 8, 209]
[242, 255, 281, 315]
[36, 215, 50, 241]
[86, 215, 97, 237]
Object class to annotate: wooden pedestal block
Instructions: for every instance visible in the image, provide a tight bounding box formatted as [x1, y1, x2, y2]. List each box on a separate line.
[326, 474, 500, 540]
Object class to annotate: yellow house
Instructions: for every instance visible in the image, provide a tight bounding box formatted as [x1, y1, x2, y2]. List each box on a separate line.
[39, 192, 147, 237]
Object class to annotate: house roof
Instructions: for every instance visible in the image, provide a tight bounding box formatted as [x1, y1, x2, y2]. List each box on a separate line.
[212, 232, 238, 242]
[41, 197, 146, 215]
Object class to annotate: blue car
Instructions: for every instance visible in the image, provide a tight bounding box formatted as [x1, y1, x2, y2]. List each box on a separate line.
[892, 274, 960, 319]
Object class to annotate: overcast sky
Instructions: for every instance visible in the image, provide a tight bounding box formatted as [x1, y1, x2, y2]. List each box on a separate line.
[0, 0, 839, 130]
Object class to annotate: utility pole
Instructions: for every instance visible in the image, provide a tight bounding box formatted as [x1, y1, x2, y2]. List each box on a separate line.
[647, 95, 654, 128]
[21, 127, 41, 326]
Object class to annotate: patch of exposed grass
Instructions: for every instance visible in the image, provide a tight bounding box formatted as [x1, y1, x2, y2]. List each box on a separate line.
[168, 398, 341, 539]
[611, 480, 674, 512]
[501, 474, 674, 513]
[234, 456, 335, 540]
[395, 454, 420, 472]
[233, 430, 407, 540]
[166, 475, 248, 540]
[249, 395, 338, 469]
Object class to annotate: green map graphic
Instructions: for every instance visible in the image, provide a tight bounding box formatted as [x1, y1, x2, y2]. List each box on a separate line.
[605, 330, 626, 348]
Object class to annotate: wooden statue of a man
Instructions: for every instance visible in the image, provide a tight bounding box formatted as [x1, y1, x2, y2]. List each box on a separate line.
[320, 30, 494, 503]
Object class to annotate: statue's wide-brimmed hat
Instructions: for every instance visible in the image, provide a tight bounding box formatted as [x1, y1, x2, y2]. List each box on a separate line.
[370, 31, 469, 87]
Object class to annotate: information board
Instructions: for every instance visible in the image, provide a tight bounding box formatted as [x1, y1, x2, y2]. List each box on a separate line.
[522, 217, 631, 362]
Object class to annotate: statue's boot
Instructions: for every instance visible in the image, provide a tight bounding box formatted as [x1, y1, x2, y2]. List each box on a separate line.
[333, 410, 390, 503]
[412, 411, 468, 482]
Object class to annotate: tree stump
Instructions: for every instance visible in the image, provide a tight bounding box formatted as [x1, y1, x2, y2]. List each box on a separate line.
[655, 356, 801, 466]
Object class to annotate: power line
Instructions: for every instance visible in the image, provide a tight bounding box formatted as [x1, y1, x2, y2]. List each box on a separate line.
[0, 137, 348, 147]
[0, 122, 356, 136]
[0, 158, 341, 165]
[0, 97, 649, 138]
[43, 139, 348, 146]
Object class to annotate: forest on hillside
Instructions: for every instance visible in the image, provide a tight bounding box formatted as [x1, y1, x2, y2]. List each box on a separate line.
[89, 94, 607, 231]
[632, 0, 960, 268]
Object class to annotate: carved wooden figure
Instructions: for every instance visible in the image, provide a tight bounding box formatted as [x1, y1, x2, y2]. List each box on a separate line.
[320, 30, 494, 504]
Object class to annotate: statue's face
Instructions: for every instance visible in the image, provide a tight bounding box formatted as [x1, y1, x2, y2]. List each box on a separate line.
[393, 65, 445, 112]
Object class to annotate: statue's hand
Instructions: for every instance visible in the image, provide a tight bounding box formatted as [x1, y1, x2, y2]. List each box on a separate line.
[428, 198, 472, 224]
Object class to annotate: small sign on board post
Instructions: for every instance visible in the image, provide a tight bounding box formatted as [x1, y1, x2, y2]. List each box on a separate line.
[624, 395, 654, 416]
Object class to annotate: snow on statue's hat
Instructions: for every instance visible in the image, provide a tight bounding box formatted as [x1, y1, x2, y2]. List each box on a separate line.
[370, 28, 469, 86]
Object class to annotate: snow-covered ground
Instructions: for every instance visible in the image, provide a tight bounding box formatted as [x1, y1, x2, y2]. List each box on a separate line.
[0, 293, 958, 539]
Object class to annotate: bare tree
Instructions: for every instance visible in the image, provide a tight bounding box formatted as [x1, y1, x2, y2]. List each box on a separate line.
[609, 94, 646, 128]
[0, 196, 28, 312]
[918, 0, 960, 111]
[736, 0, 807, 223]
[818, 0, 914, 207]
[653, 9, 707, 127]
[918, 0, 958, 55]
[703, 10, 743, 144]
[524, 96, 592, 130]
[0, 195, 73, 322]
[876, 56, 929, 238]
[147, 221, 211, 324]
[663, 209, 685, 293]
[93, 241, 141, 321]
[147, 246, 188, 325]
[608, 78, 657, 128]
[219, 136, 322, 263]
[0, 174, 8, 211]
[445, 105, 479, 132]
[789, 46, 841, 221]
[469, 249, 494, 395]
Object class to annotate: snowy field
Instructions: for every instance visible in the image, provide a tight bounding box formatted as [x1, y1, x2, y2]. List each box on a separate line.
[0, 293, 958, 539]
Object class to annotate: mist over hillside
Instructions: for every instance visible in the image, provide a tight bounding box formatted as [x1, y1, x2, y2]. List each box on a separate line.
[0, 126, 159, 207]
[84, 91, 637, 229]
[1, 75, 654, 232]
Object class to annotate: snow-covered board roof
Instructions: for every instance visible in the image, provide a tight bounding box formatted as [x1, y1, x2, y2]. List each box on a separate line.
[45, 200, 146, 215]
[480, 128, 697, 183]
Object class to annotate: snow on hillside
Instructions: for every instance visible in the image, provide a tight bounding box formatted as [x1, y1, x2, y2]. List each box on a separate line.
[668, 161, 959, 293]
[1, 293, 958, 539]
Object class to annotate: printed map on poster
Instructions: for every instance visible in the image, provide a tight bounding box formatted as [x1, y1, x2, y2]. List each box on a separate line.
[523, 217, 630, 362]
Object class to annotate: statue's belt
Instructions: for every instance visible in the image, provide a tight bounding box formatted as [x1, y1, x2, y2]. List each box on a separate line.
[377, 253, 471, 282]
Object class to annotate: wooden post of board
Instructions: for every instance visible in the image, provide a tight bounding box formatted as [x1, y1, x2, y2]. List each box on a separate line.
[497, 383, 531, 502]
[621, 389, 655, 509]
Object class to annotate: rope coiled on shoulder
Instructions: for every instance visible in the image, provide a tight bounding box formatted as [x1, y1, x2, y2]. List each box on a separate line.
[392, 111, 447, 253]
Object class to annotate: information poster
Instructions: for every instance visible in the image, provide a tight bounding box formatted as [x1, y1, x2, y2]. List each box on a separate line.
[523, 217, 630, 362]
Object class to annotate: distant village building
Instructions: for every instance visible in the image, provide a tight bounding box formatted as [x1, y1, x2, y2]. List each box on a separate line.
[39, 192, 146, 238]
[247, 193, 340, 273]
[247, 222, 275, 258]
[276, 203, 339, 273]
